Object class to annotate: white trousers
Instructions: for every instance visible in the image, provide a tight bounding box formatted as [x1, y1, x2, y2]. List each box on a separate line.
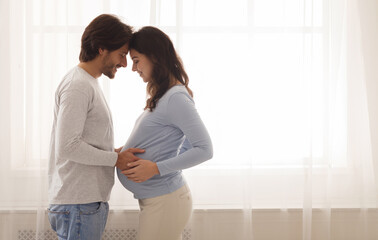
[137, 184, 193, 240]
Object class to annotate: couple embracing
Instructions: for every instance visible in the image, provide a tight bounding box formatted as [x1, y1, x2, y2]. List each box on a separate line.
[47, 14, 213, 240]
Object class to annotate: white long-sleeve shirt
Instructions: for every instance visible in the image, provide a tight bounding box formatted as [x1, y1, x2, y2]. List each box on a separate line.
[117, 85, 213, 199]
[48, 66, 118, 204]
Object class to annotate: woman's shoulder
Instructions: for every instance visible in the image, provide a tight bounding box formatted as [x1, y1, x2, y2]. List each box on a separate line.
[164, 85, 192, 101]
[165, 85, 195, 109]
[155, 85, 193, 112]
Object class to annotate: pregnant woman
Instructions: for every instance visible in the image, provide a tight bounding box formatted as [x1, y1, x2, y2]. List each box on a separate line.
[117, 26, 213, 240]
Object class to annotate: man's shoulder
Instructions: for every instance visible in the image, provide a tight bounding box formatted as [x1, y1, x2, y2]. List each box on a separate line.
[58, 66, 95, 93]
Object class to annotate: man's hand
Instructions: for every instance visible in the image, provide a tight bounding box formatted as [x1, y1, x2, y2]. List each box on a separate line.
[122, 159, 160, 183]
[115, 148, 145, 171]
[114, 146, 123, 153]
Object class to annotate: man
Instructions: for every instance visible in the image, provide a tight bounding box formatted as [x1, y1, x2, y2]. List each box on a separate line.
[47, 14, 141, 240]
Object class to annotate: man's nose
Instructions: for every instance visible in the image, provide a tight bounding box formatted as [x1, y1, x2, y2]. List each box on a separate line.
[120, 56, 127, 68]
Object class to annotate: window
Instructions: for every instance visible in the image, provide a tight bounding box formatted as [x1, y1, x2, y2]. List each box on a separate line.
[5, 0, 359, 209]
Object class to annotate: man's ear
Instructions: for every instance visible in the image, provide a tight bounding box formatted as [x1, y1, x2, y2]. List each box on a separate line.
[99, 48, 105, 55]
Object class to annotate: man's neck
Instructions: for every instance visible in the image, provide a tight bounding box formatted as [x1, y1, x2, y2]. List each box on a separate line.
[78, 60, 102, 79]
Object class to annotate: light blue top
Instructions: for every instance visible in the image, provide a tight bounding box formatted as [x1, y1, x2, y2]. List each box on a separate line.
[117, 85, 213, 199]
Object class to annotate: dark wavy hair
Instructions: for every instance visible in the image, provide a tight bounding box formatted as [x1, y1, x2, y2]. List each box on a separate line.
[79, 14, 133, 62]
[129, 26, 193, 111]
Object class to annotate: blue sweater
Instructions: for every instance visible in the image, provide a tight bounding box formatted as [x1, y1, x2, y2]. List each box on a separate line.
[117, 85, 213, 199]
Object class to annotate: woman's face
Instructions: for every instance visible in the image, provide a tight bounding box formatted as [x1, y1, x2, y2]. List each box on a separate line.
[130, 49, 154, 83]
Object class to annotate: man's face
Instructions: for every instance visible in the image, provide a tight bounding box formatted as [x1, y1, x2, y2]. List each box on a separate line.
[101, 43, 129, 79]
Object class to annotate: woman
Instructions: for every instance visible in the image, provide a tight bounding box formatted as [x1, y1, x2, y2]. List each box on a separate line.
[116, 26, 213, 240]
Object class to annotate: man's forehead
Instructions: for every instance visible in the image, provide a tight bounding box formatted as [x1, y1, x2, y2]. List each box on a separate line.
[114, 43, 129, 53]
[121, 43, 129, 51]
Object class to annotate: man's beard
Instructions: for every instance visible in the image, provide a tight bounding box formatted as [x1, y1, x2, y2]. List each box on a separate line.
[102, 54, 117, 79]
[103, 65, 116, 79]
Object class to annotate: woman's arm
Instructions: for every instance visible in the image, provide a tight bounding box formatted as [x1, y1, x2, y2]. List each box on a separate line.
[156, 92, 213, 175]
[123, 92, 213, 182]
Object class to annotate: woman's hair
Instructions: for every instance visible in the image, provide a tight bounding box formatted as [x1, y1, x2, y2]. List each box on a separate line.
[129, 26, 193, 111]
[79, 14, 133, 62]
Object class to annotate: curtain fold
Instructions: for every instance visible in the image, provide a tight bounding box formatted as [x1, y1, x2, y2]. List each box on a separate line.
[357, 0, 378, 199]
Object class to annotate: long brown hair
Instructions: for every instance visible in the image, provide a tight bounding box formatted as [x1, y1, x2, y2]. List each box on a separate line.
[129, 26, 192, 111]
[79, 14, 133, 62]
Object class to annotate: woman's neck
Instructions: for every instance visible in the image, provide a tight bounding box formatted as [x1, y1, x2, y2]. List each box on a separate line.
[169, 75, 181, 87]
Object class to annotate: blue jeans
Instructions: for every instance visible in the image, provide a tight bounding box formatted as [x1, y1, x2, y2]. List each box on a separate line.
[47, 202, 109, 240]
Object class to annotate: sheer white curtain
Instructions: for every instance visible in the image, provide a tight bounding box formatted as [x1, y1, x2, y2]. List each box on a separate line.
[1, 0, 377, 239]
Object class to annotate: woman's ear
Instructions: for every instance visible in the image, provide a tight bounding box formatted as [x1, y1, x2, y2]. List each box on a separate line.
[151, 56, 158, 64]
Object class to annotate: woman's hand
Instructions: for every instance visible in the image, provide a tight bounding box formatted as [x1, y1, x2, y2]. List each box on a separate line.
[122, 160, 160, 183]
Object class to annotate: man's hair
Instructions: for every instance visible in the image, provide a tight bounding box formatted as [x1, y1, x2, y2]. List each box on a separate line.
[79, 14, 133, 62]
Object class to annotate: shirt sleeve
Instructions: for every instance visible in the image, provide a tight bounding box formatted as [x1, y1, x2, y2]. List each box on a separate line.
[55, 88, 118, 166]
[156, 92, 213, 176]
[179, 138, 192, 154]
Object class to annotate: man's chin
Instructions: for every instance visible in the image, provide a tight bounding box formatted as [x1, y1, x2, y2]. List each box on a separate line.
[104, 72, 115, 79]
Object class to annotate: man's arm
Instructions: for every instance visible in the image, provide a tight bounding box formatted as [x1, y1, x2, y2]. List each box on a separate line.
[56, 88, 145, 167]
